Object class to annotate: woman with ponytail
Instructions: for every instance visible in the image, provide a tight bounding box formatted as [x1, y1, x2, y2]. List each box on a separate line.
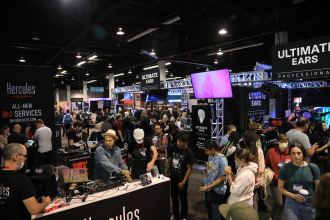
[199, 139, 228, 220]
[224, 148, 258, 206]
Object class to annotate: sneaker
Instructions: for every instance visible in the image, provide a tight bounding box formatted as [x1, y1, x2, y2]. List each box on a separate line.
[170, 215, 176, 220]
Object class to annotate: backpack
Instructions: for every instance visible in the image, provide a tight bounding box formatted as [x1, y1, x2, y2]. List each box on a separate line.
[65, 114, 72, 123]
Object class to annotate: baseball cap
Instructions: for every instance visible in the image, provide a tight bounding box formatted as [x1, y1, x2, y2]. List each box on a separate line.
[31, 165, 53, 180]
[219, 202, 258, 220]
[133, 129, 144, 140]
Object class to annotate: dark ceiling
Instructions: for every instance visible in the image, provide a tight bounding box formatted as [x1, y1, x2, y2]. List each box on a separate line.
[1, 0, 330, 90]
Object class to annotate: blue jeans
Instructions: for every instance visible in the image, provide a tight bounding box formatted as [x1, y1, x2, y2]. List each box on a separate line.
[205, 190, 225, 220]
[285, 197, 316, 220]
[124, 130, 131, 143]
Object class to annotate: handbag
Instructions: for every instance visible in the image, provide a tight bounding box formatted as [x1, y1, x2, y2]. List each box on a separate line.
[260, 167, 275, 200]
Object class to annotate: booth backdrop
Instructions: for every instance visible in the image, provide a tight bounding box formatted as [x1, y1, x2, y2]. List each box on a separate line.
[0, 65, 56, 165]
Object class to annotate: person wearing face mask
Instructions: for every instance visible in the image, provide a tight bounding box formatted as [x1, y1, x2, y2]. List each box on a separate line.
[0, 143, 51, 219]
[224, 148, 258, 206]
[126, 129, 158, 172]
[265, 134, 292, 220]
[67, 121, 83, 147]
[250, 122, 267, 154]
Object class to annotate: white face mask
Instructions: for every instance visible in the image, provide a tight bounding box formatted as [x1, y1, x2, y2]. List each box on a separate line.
[136, 140, 143, 144]
[279, 143, 288, 152]
[16, 157, 24, 170]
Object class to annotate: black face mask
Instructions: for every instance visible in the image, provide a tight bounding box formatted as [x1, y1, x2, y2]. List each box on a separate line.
[256, 129, 262, 136]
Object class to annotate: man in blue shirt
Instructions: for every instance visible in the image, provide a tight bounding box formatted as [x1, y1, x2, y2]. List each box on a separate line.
[94, 130, 131, 181]
[220, 125, 236, 146]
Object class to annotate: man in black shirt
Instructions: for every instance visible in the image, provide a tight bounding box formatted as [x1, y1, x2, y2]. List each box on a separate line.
[0, 143, 51, 219]
[96, 113, 103, 124]
[166, 131, 194, 220]
[67, 121, 83, 147]
[8, 124, 29, 149]
[127, 129, 158, 172]
[123, 114, 134, 143]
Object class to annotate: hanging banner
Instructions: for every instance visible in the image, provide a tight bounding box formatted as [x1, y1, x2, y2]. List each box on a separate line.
[272, 34, 330, 80]
[248, 89, 269, 117]
[140, 69, 160, 91]
[192, 105, 211, 161]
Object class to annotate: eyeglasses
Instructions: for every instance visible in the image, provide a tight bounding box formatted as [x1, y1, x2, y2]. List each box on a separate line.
[155, 127, 161, 130]
[18, 154, 28, 158]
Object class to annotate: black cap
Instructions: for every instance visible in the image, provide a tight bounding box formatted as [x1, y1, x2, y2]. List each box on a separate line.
[228, 131, 240, 143]
[31, 165, 53, 180]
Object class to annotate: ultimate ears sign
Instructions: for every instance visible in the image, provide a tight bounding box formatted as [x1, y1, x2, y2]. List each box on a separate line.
[0, 65, 54, 134]
[272, 34, 330, 80]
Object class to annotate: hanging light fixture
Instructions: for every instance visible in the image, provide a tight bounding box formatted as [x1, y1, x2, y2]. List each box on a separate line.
[128, 69, 132, 74]
[170, 73, 173, 77]
[150, 48, 156, 55]
[136, 74, 139, 79]
[56, 73, 60, 77]
[61, 81, 64, 84]
[19, 57, 25, 62]
[32, 32, 40, 40]
[72, 77, 75, 80]
[217, 49, 223, 55]
[117, 28, 124, 35]
[214, 59, 218, 64]
[206, 67, 209, 71]
[219, 29, 227, 34]
[108, 63, 112, 68]
[76, 53, 82, 58]
[57, 65, 62, 70]
[116, 78, 119, 82]
[165, 69, 168, 73]
[86, 71, 89, 76]
[122, 81, 125, 85]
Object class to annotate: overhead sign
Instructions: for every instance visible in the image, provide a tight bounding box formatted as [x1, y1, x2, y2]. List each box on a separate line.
[140, 69, 160, 91]
[90, 87, 104, 92]
[272, 34, 330, 80]
[248, 89, 269, 117]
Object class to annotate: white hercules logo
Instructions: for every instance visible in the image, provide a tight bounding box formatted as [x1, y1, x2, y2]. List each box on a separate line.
[198, 109, 205, 124]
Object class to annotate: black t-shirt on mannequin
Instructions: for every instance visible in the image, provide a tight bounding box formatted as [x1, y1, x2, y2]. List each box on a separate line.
[0, 170, 36, 220]
[127, 137, 154, 162]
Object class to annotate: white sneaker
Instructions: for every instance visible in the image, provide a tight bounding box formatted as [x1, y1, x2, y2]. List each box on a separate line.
[170, 215, 176, 220]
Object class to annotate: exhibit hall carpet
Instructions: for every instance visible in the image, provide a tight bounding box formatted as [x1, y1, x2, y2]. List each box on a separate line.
[60, 129, 274, 220]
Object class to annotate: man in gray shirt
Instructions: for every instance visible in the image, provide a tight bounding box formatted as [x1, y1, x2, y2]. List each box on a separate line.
[286, 117, 318, 162]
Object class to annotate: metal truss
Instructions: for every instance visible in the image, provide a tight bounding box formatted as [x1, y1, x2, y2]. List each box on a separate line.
[113, 86, 140, 93]
[277, 81, 326, 89]
[164, 79, 192, 88]
[230, 71, 266, 82]
[168, 88, 194, 94]
[211, 99, 224, 144]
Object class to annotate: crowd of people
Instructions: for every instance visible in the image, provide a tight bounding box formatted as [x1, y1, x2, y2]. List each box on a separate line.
[2, 103, 330, 220]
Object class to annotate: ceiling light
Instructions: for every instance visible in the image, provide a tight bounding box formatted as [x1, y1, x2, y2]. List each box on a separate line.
[214, 59, 218, 64]
[57, 65, 62, 70]
[229, 69, 232, 72]
[117, 28, 124, 35]
[56, 74, 60, 77]
[116, 78, 119, 82]
[61, 81, 64, 84]
[217, 50, 223, 55]
[122, 81, 125, 85]
[143, 62, 171, 70]
[127, 16, 180, 42]
[86, 71, 89, 76]
[170, 73, 173, 77]
[150, 49, 156, 55]
[206, 67, 209, 71]
[108, 63, 112, 68]
[61, 70, 66, 73]
[136, 74, 139, 79]
[165, 69, 168, 73]
[128, 69, 132, 74]
[114, 73, 124, 77]
[72, 77, 75, 80]
[32, 32, 40, 40]
[219, 29, 227, 35]
[19, 57, 25, 62]
[88, 55, 97, 60]
[77, 61, 86, 66]
[76, 53, 82, 58]
[106, 75, 109, 79]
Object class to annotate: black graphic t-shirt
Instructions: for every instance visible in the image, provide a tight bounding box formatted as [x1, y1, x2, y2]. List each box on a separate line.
[168, 144, 194, 181]
[0, 170, 36, 220]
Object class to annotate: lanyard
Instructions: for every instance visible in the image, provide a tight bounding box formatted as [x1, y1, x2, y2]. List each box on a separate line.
[1, 134, 7, 139]
[292, 163, 304, 185]
[256, 139, 261, 148]
[137, 141, 144, 152]
[3, 166, 15, 170]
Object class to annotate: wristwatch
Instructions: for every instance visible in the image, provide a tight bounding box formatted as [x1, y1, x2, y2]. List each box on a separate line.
[227, 176, 231, 179]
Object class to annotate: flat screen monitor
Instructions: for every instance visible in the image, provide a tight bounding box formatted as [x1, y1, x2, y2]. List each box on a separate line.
[124, 93, 133, 100]
[62, 168, 89, 183]
[147, 89, 168, 101]
[191, 69, 233, 99]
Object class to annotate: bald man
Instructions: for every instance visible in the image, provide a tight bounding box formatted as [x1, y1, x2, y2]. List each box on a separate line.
[8, 125, 29, 149]
[0, 143, 51, 219]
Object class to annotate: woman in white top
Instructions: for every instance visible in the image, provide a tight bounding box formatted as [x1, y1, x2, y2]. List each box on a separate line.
[224, 148, 258, 206]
